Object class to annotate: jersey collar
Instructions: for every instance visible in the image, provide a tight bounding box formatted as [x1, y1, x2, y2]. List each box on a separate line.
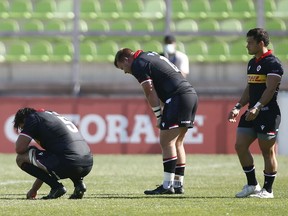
[255, 49, 272, 63]
[133, 50, 143, 59]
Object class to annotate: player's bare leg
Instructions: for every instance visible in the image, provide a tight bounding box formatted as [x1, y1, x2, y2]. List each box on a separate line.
[235, 132, 255, 167]
[235, 132, 260, 197]
[144, 128, 181, 195]
[174, 127, 187, 194]
[258, 138, 277, 173]
[16, 150, 66, 199]
[159, 128, 180, 189]
[251, 138, 278, 198]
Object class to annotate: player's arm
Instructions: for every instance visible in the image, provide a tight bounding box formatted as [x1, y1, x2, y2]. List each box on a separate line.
[255, 75, 281, 106]
[228, 84, 250, 122]
[26, 179, 43, 199]
[15, 134, 32, 154]
[179, 54, 189, 78]
[141, 80, 160, 107]
[141, 80, 162, 126]
[238, 84, 250, 107]
[245, 75, 281, 121]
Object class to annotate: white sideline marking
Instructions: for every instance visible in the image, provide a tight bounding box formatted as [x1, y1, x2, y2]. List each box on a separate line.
[0, 180, 32, 185]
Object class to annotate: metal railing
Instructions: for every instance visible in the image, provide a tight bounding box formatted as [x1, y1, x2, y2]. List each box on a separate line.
[0, 0, 286, 96]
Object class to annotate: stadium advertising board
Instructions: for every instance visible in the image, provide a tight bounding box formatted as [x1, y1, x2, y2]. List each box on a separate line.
[0, 97, 261, 154]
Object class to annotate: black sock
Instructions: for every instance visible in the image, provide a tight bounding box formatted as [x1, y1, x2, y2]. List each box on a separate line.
[21, 163, 62, 189]
[163, 156, 177, 173]
[174, 164, 185, 188]
[71, 177, 84, 187]
[175, 164, 185, 176]
[263, 171, 277, 193]
[243, 165, 257, 185]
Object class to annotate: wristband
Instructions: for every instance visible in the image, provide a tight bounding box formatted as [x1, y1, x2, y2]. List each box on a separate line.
[152, 106, 162, 119]
[253, 102, 263, 110]
[233, 103, 242, 110]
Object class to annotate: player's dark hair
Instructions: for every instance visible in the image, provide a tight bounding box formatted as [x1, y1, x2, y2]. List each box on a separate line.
[13, 107, 37, 132]
[164, 35, 176, 44]
[114, 48, 133, 68]
[247, 28, 270, 47]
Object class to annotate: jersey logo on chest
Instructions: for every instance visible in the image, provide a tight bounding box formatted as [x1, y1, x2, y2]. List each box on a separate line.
[247, 74, 266, 83]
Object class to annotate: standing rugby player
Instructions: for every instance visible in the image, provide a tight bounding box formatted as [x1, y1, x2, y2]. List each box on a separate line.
[228, 28, 283, 198]
[114, 48, 198, 195]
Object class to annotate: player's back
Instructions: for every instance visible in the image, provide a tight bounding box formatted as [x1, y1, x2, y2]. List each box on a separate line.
[134, 51, 195, 101]
[29, 111, 90, 157]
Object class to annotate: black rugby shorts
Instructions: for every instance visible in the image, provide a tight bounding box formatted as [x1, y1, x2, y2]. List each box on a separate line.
[238, 109, 281, 135]
[32, 149, 93, 179]
[160, 93, 198, 130]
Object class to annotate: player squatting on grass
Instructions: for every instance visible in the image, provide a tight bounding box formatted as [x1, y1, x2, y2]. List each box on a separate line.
[13, 107, 93, 199]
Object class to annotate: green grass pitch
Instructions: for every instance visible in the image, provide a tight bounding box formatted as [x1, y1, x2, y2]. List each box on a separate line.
[0, 154, 288, 216]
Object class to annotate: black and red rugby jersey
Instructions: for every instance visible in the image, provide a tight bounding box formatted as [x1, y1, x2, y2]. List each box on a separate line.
[20, 110, 91, 160]
[247, 50, 283, 108]
[131, 50, 195, 102]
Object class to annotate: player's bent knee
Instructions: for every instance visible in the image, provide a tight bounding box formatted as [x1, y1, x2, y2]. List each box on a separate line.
[16, 154, 27, 168]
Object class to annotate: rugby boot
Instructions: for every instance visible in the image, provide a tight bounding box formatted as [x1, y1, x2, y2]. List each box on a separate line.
[250, 188, 274, 198]
[42, 185, 67, 199]
[235, 183, 261, 198]
[69, 182, 87, 199]
[174, 186, 184, 194]
[144, 185, 175, 195]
